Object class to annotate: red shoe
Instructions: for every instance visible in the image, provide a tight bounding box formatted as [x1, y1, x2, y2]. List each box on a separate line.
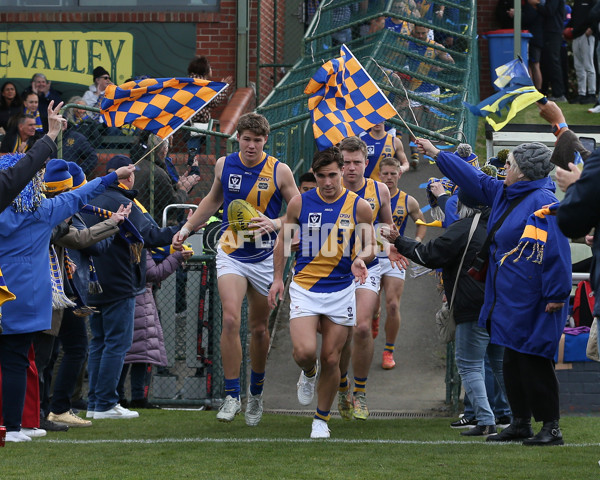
[372, 314, 380, 339]
[382, 350, 396, 369]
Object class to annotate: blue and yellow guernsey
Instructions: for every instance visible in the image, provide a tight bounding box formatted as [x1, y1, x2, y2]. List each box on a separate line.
[220, 151, 283, 263]
[363, 132, 395, 182]
[355, 178, 382, 267]
[390, 190, 409, 235]
[294, 188, 361, 293]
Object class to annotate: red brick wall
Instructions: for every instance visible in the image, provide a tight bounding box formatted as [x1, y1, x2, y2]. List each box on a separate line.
[0, 5, 241, 90]
[478, 0, 509, 98]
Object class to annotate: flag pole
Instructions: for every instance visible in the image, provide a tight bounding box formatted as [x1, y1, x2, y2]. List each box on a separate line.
[133, 141, 163, 166]
[367, 56, 418, 140]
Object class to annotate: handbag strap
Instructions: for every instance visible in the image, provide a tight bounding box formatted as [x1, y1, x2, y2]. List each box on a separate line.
[449, 212, 481, 310]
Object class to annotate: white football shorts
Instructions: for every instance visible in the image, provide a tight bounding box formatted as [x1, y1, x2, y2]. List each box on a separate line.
[216, 245, 273, 297]
[289, 280, 356, 327]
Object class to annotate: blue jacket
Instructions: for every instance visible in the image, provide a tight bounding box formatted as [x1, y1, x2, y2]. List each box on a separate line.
[436, 151, 572, 359]
[557, 148, 600, 317]
[0, 176, 112, 335]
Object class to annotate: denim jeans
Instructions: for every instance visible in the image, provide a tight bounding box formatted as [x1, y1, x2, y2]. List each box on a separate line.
[485, 353, 511, 418]
[455, 321, 505, 426]
[49, 310, 89, 415]
[87, 296, 135, 412]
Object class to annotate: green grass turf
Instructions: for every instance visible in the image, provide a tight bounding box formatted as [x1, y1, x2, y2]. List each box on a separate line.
[2, 410, 600, 479]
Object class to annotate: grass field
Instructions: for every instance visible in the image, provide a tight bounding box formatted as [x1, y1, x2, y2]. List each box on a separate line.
[2, 410, 600, 479]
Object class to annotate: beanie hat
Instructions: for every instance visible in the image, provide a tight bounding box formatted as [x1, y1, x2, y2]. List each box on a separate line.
[455, 143, 479, 168]
[67, 162, 87, 189]
[44, 159, 73, 193]
[512, 142, 553, 180]
[93, 66, 110, 81]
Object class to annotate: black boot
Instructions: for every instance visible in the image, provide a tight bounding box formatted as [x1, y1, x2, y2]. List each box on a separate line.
[486, 417, 534, 442]
[522, 420, 564, 446]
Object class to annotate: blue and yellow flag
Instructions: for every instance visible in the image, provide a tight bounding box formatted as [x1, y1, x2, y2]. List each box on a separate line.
[101, 77, 228, 139]
[464, 58, 544, 131]
[304, 45, 398, 151]
[0, 266, 16, 306]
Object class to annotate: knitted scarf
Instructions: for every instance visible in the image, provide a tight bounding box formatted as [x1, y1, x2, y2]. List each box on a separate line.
[50, 245, 76, 309]
[500, 203, 559, 266]
[81, 204, 144, 264]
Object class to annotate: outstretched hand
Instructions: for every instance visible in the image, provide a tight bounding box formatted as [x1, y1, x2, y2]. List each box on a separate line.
[46, 101, 67, 141]
[111, 202, 132, 223]
[416, 138, 440, 158]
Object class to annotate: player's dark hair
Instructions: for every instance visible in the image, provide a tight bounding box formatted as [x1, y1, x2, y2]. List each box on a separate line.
[298, 171, 316, 184]
[312, 146, 344, 172]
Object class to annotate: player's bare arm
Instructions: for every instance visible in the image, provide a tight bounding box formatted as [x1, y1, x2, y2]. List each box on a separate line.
[173, 156, 225, 249]
[376, 181, 409, 269]
[407, 195, 426, 242]
[251, 162, 301, 236]
[352, 198, 378, 274]
[392, 136, 410, 173]
[268, 194, 302, 309]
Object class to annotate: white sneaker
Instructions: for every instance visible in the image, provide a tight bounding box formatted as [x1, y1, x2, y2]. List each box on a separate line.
[216, 395, 241, 422]
[94, 404, 139, 419]
[297, 361, 319, 406]
[5, 431, 32, 442]
[310, 418, 330, 439]
[588, 104, 600, 113]
[86, 410, 95, 419]
[245, 391, 263, 427]
[21, 427, 47, 438]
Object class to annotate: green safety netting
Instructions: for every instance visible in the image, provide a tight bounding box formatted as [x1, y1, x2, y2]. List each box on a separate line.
[257, 0, 479, 175]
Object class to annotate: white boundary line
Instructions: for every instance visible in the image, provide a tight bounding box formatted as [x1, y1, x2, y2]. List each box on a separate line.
[37, 437, 600, 447]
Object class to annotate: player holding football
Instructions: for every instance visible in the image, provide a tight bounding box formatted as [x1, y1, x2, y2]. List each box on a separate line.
[173, 113, 299, 426]
[268, 146, 376, 438]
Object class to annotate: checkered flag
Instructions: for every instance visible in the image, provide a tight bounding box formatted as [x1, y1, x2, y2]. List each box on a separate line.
[101, 77, 228, 140]
[304, 45, 398, 151]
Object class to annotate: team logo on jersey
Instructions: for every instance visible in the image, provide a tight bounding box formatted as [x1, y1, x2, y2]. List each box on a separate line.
[308, 212, 322, 229]
[367, 145, 375, 156]
[258, 182, 269, 190]
[340, 219, 350, 227]
[228, 174, 242, 192]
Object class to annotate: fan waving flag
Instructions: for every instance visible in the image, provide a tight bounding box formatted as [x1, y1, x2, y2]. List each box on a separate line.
[305, 44, 398, 150]
[464, 58, 544, 131]
[101, 77, 228, 139]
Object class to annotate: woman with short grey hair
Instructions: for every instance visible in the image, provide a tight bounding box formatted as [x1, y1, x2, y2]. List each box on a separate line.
[418, 138, 571, 446]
